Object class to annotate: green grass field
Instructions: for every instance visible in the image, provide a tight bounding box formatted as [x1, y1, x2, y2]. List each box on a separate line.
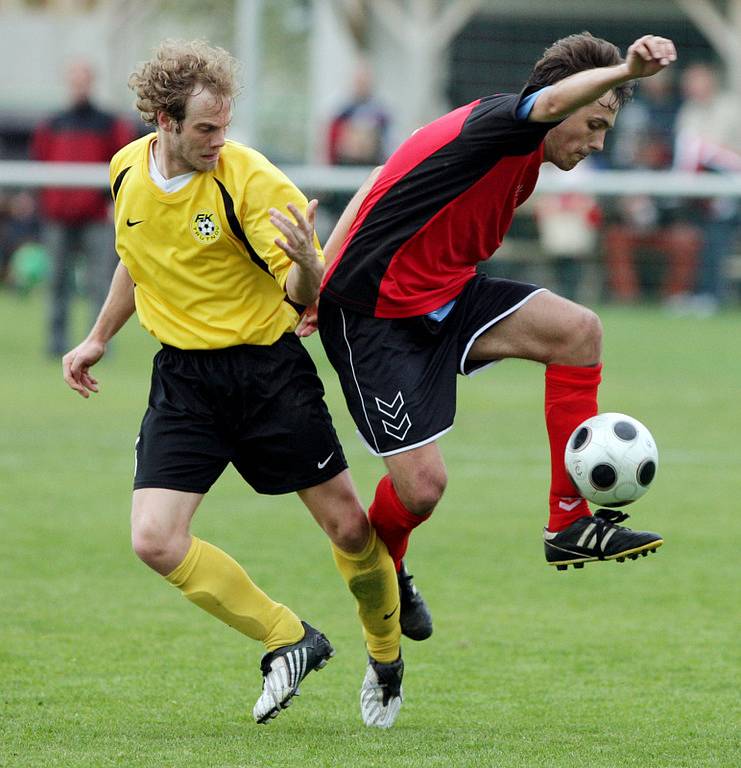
[1, 291, 738, 768]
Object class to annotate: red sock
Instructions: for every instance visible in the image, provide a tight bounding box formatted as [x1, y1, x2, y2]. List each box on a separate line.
[545, 363, 602, 531]
[368, 474, 430, 571]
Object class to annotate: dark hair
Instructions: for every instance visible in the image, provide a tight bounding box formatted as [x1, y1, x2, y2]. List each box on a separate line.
[527, 31, 634, 108]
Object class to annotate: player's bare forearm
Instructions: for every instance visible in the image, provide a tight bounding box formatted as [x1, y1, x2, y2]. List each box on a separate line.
[324, 166, 383, 271]
[529, 35, 677, 122]
[87, 261, 136, 345]
[285, 256, 324, 306]
[62, 261, 135, 398]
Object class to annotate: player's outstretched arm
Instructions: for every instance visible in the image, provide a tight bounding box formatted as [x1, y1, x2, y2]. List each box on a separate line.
[529, 34, 677, 123]
[62, 261, 136, 398]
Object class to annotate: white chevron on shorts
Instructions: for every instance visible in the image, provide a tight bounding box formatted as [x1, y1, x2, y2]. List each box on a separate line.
[375, 391, 405, 419]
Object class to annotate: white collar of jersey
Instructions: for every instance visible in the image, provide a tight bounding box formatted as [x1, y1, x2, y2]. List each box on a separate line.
[149, 140, 196, 193]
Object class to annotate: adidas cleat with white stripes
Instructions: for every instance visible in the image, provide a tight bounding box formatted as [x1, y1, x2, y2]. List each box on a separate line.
[544, 509, 663, 570]
[360, 655, 403, 729]
[253, 621, 334, 724]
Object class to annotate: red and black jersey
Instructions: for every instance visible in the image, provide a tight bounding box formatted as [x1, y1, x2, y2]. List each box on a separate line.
[321, 89, 554, 318]
[31, 101, 134, 223]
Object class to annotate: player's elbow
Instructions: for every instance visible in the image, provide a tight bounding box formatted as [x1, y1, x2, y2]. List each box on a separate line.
[530, 93, 567, 123]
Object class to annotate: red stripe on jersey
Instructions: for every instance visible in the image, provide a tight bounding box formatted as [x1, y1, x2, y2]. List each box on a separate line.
[322, 101, 477, 290]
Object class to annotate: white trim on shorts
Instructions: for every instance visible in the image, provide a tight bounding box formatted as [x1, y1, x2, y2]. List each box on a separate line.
[340, 307, 382, 454]
[459, 287, 547, 377]
[356, 425, 454, 457]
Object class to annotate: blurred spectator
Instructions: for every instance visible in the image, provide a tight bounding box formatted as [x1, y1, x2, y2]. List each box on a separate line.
[4, 191, 46, 294]
[674, 62, 741, 312]
[0, 191, 12, 283]
[321, 60, 391, 240]
[31, 58, 134, 356]
[327, 60, 390, 167]
[604, 131, 701, 303]
[534, 162, 602, 301]
[609, 68, 679, 170]
[603, 72, 701, 303]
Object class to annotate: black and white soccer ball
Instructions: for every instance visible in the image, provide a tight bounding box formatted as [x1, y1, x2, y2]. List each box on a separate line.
[197, 219, 216, 236]
[564, 413, 658, 507]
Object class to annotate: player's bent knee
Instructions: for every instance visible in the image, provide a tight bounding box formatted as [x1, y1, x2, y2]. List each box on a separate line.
[398, 468, 447, 516]
[576, 307, 603, 361]
[331, 516, 371, 553]
[131, 527, 179, 572]
[556, 305, 602, 365]
[303, 475, 371, 552]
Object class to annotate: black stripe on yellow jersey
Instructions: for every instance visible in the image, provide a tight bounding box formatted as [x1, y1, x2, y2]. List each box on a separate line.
[112, 166, 131, 201]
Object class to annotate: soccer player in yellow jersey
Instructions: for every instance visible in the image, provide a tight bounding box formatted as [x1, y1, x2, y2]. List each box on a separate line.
[62, 39, 402, 729]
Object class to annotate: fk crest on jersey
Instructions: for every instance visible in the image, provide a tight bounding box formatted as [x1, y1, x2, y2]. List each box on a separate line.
[192, 211, 221, 243]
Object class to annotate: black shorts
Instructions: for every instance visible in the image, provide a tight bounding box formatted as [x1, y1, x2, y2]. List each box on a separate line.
[318, 274, 544, 456]
[134, 334, 347, 494]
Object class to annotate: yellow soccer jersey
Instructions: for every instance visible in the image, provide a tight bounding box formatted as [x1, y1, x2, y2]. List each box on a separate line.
[109, 134, 322, 349]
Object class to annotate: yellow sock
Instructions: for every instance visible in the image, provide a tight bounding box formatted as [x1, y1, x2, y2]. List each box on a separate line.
[165, 537, 304, 651]
[332, 527, 401, 663]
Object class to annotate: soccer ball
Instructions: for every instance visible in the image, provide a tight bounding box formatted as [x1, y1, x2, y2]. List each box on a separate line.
[564, 413, 658, 507]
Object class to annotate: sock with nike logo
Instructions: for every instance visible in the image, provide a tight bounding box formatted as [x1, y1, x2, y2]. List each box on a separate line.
[332, 527, 401, 663]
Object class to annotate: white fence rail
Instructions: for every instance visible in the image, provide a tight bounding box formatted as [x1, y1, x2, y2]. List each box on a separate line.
[1, 161, 741, 198]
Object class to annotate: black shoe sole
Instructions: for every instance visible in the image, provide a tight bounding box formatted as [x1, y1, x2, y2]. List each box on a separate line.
[547, 539, 664, 570]
[400, 622, 433, 642]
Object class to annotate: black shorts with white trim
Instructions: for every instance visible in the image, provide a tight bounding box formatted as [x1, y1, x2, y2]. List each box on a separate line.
[318, 274, 543, 456]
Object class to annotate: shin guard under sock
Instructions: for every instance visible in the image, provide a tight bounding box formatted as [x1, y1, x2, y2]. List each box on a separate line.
[545, 363, 602, 531]
[165, 537, 304, 651]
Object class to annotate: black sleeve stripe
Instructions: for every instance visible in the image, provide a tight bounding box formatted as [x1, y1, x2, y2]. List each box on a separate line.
[112, 166, 131, 201]
[213, 177, 271, 276]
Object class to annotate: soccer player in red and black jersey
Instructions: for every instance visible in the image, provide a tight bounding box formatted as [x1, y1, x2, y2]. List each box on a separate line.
[307, 33, 674, 638]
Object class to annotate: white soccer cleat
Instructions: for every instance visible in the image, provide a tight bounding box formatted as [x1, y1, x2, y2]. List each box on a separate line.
[360, 655, 403, 729]
[252, 621, 334, 724]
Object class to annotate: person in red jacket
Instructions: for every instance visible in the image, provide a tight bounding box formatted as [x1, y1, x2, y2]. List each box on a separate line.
[31, 58, 134, 356]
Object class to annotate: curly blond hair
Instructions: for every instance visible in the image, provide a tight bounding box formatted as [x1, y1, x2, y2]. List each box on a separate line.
[128, 39, 240, 126]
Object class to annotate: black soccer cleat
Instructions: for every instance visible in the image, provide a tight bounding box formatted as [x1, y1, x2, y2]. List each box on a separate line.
[544, 509, 663, 570]
[252, 621, 334, 723]
[360, 655, 404, 728]
[398, 562, 433, 641]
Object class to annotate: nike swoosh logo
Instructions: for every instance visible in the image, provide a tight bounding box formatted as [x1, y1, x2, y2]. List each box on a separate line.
[126, 218, 144, 227]
[317, 452, 334, 469]
[383, 604, 399, 620]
